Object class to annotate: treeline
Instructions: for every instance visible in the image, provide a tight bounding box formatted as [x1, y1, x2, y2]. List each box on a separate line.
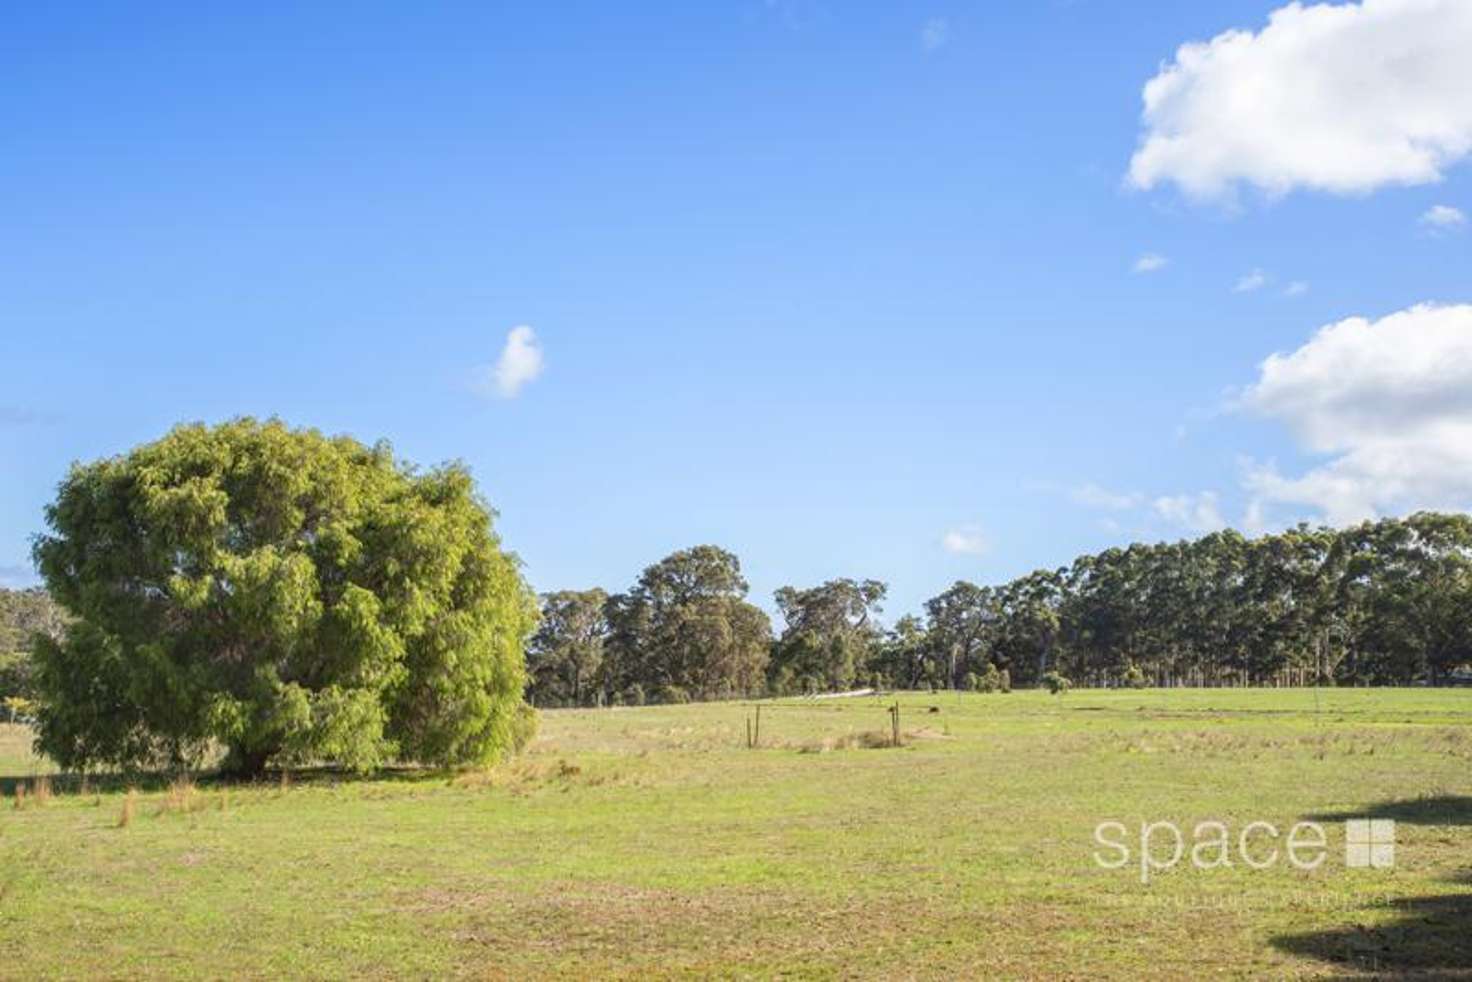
[526, 513, 1472, 706]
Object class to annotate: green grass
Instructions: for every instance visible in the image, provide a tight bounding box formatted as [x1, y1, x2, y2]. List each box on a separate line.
[2, 689, 1470, 978]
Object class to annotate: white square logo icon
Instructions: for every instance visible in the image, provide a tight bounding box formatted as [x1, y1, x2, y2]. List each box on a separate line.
[1345, 819, 1395, 869]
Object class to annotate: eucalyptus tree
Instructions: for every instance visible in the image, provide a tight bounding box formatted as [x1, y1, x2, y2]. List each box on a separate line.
[870, 614, 931, 689]
[602, 546, 772, 702]
[923, 581, 1000, 688]
[991, 569, 1063, 684]
[769, 578, 886, 693]
[526, 589, 608, 707]
[1354, 513, 1472, 684]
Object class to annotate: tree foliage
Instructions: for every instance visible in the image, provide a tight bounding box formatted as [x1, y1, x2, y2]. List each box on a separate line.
[895, 513, 1472, 690]
[30, 418, 537, 775]
[602, 546, 772, 703]
[769, 578, 886, 694]
[526, 589, 607, 708]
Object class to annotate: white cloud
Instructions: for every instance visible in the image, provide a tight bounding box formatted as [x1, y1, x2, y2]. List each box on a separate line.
[1152, 492, 1227, 533]
[1239, 302, 1472, 525]
[941, 525, 987, 556]
[1284, 280, 1310, 297]
[1129, 0, 1472, 200]
[1234, 269, 1269, 293]
[480, 325, 544, 399]
[1132, 253, 1169, 274]
[1071, 483, 1143, 510]
[1420, 203, 1467, 229]
[920, 17, 949, 51]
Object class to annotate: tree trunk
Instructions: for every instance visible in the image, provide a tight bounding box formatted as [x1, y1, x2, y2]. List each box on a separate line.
[226, 745, 273, 780]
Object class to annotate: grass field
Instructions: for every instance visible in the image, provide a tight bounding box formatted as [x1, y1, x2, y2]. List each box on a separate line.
[2, 689, 1470, 979]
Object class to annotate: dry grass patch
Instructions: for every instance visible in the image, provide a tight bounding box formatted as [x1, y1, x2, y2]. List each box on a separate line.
[400, 881, 974, 975]
[155, 778, 214, 817]
[452, 757, 632, 794]
[117, 788, 137, 828]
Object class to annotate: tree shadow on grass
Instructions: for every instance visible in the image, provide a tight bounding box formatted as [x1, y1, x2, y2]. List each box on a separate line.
[1307, 795, 1472, 827]
[0, 764, 457, 797]
[1272, 872, 1472, 976]
[1276, 797, 1472, 977]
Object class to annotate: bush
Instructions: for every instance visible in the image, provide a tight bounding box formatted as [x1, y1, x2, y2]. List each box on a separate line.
[1122, 664, 1149, 689]
[975, 663, 1004, 693]
[1041, 671, 1072, 695]
[659, 685, 691, 704]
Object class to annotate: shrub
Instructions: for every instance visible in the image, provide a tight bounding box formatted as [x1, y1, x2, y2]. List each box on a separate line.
[1122, 664, 1149, 689]
[1042, 671, 1072, 695]
[976, 663, 1004, 693]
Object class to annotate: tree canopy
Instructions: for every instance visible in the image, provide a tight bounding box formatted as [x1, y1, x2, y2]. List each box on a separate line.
[769, 578, 886, 693]
[896, 514, 1472, 690]
[526, 589, 607, 707]
[602, 546, 772, 704]
[30, 418, 537, 775]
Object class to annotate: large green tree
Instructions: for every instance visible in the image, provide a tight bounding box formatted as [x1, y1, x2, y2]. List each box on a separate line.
[31, 418, 537, 776]
[769, 578, 886, 693]
[602, 546, 771, 702]
[923, 581, 998, 688]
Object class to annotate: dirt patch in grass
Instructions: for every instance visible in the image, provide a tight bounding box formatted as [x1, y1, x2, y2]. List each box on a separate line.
[403, 881, 975, 976]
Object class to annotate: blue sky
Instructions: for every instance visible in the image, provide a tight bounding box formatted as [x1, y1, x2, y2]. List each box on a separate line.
[3, 1, 1470, 618]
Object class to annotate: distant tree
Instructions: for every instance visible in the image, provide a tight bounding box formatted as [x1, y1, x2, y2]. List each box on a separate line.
[0, 588, 67, 702]
[30, 418, 537, 776]
[923, 581, 998, 688]
[992, 570, 1063, 684]
[602, 546, 771, 702]
[769, 578, 887, 693]
[870, 614, 929, 690]
[526, 589, 608, 707]
[1041, 671, 1071, 695]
